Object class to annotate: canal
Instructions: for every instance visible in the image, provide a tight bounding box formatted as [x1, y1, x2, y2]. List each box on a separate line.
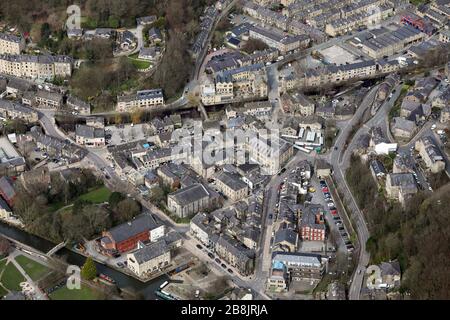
[0, 222, 168, 300]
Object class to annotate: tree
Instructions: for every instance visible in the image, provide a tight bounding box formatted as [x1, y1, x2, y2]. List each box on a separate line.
[81, 257, 97, 280]
[109, 192, 125, 208]
[113, 198, 141, 223]
[0, 236, 11, 257]
[241, 39, 269, 54]
[131, 108, 143, 124]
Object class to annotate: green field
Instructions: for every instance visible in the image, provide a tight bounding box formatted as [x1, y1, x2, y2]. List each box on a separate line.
[49, 284, 101, 300]
[15, 255, 50, 281]
[0, 259, 6, 273]
[79, 186, 112, 204]
[0, 262, 26, 291]
[0, 284, 7, 297]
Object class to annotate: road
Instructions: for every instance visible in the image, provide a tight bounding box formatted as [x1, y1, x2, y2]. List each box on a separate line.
[324, 85, 383, 300]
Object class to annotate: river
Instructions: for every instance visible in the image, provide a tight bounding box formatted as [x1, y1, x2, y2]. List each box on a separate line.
[0, 222, 168, 300]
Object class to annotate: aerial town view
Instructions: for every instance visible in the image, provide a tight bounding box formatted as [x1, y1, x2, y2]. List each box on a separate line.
[0, 0, 449, 308]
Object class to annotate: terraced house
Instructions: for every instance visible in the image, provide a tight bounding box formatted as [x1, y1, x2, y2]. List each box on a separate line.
[0, 32, 25, 55]
[0, 54, 72, 80]
[116, 89, 165, 112]
[0, 99, 38, 123]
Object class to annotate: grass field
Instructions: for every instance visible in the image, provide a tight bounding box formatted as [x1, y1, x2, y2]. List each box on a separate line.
[79, 186, 112, 204]
[0, 262, 26, 291]
[15, 255, 50, 281]
[0, 259, 6, 273]
[0, 284, 7, 297]
[49, 284, 101, 300]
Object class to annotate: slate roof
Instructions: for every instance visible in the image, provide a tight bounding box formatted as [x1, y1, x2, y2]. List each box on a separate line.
[107, 214, 161, 243]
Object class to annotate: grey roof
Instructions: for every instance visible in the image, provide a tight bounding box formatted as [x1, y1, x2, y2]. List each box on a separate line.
[0, 32, 22, 43]
[300, 205, 326, 230]
[169, 183, 218, 206]
[380, 261, 401, 277]
[392, 117, 416, 132]
[0, 196, 12, 211]
[137, 16, 157, 25]
[215, 171, 247, 191]
[148, 27, 162, 40]
[274, 228, 298, 246]
[67, 95, 90, 109]
[75, 124, 105, 139]
[118, 89, 163, 103]
[217, 234, 255, 261]
[0, 176, 16, 200]
[0, 99, 36, 115]
[132, 239, 169, 264]
[36, 90, 63, 102]
[370, 159, 386, 176]
[107, 214, 161, 243]
[388, 173, 417, 191]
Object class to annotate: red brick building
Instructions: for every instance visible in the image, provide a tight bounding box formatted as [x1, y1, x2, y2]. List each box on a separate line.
[299, 205, 326, 242]
[0, 176, 16, 207]
[100, 214, 164, 253]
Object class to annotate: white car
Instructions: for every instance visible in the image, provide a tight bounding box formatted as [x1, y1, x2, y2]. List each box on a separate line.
[327, 202, 335, 208]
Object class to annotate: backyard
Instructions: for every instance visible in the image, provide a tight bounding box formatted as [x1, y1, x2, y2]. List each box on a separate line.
[128, 53, 152, 70]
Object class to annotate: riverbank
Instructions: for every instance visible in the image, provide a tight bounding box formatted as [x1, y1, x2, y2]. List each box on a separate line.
[0, 222, 167, 299]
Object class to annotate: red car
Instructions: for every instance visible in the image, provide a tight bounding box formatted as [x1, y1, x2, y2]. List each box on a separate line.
[322, 187, 329, 193]
[330, 209, 338, 216]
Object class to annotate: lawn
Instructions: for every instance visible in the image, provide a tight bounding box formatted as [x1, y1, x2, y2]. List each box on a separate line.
[0, 284, 7, 297]
[15, 255, 50, 281]
[0, 262, 26, 291]
[129, 58, 151, 70]
[79, 186, 112, 204]
[49, 284, 101, 300]
[0, 259, 6, 273]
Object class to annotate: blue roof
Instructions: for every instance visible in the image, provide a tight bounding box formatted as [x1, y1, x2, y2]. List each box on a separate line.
[272, 260, 285, 270]
[227, 37, 241, 46]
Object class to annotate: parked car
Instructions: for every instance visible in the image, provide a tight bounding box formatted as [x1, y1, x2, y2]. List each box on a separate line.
[227, 268, 234, 274]
[221, 263, 227, 269]
[327, 202, 335, 207]
[215, 258, 221, 264]
[196, 244, 203, 250]
[330, 209, 338, 216]
[208, 253, 214, 259]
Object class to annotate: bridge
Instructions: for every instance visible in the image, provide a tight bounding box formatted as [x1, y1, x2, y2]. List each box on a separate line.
[46, 240, 68, 256]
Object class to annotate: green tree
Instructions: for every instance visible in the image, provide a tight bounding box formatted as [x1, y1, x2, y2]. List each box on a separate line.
[109, 192, 125, 208]
[81, 257, 97, 280]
